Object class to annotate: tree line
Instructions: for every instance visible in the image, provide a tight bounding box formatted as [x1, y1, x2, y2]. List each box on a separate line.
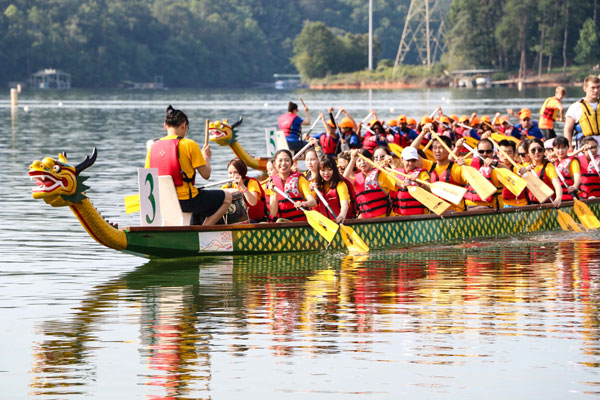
[0, 0, 597, 88]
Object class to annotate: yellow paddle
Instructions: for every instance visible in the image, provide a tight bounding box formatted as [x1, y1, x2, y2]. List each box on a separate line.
[462, 142, 527, 197]
[313, 187, 369, 253]
[554, 166, 600, 229]
[573, 199, 600, 229]
[273, 186, 339, 243]
[489, 138, 554, 203]
[557, 209, 585, 232]
[384, 167, 467, 205]
[431, 131, 497, 200]
[388, 142, 403, 156]
[125, 194, 140, 214]
[358, 154, 451, 216]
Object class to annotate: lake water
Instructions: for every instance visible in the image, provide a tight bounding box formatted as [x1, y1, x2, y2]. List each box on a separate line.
[2, 87, 600, 398]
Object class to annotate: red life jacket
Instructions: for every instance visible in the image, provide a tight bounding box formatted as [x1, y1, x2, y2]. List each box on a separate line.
[277, 112, 300, 137]
[362, 132, 378, 152]
[390, 167, 428, 215]
[579, 155, 600, 198]
[225, 177, 267, 221]
[355, 169, 389, 218]
[463, 158, 499, 205]
[149, 137, 194, 187]
[319, 133, 339, 156]
[271, 172, 306, 221]
[527, 161, 555, 203]
[554, 157, 578, 201]
[429, 161, 466, 210]
[316, 178, 357, 220]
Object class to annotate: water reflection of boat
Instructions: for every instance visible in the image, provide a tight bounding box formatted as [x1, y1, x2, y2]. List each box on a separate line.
[29, 243, 600, 397]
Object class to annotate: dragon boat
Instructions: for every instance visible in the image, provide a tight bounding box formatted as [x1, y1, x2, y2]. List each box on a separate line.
[29, 147, 600, 260]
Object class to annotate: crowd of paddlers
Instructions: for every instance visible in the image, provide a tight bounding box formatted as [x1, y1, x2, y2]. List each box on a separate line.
[147, 75, 600, 226]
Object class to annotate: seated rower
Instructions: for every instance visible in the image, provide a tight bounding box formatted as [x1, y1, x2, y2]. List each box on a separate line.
[497, 140, 527, 207]
[146, 105, 232, 225]
[578, 137, 600, 199]
[552, 136, 581, 201]
[314, 157, 356, 223]
[223, 158, 267, 223]
[459, 138, 505, 210]
[344, 147, 395, 219]
[337, 151, 351, 177]
[338, 109, 361, 150]
[517, 140, 531, 166]
[267, 149, 316, 222]
[410, 125, 467, 212]
[303, 147, 320, 183]
[523, 138, 563, 207]
[390, 147, 430, 216]
[311, 110, 339, 157]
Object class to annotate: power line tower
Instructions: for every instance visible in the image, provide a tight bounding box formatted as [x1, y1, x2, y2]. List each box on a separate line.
[393, 0, 449, 75]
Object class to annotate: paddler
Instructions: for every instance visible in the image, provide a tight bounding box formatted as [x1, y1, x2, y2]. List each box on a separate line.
[223, 158, 267, 222]
[522, 138, 563, 207]
[511, 108, 544, 140]
[411, 125, 468, 212]
[146, 105, 232, 225]
[575, 137, 600, 199]
[267, 149, 316, 222]
[389, 147, 431, 216]
[552, 136, 581, 201]
[564, 75, 600, 149]
[337, 109, 361, 149]
[497, 139, 527, 207]
[458, 138, 505, 210]
[344, 147, 395, 218]
[362, 117, 388, 153]
[314, 157, 356, 223]
[277, 100, 311, 154]
[311, 109, 339, 157]
[539, 86, 566, 139]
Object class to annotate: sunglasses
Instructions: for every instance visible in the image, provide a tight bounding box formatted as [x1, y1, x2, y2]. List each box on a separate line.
[518, 152, 527, 157]
[530, 147, 544, 154]
[478, 149, 494, 155]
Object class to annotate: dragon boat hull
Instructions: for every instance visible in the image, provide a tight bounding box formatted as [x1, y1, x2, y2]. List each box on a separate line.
[122, 200, 597, 259]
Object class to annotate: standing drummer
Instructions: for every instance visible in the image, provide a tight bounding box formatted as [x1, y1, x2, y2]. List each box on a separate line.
[146, 105, 232, 225]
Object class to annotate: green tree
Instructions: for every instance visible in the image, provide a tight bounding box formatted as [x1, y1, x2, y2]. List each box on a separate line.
[292, 21, 340, 79]
[574, 18, 600, 64]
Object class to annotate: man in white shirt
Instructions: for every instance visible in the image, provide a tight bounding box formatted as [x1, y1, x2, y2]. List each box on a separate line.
[564, 75, 600, 149]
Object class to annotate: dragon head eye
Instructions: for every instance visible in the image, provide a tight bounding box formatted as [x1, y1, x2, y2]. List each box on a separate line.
[53, 164, 62, 173]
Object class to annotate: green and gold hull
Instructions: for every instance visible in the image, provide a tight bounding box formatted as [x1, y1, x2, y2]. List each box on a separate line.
[123, 201, 598, 259]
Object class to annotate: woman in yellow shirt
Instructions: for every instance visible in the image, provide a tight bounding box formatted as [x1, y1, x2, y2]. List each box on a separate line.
[314, 157, 355, 223]
[525, 139, 563, 207]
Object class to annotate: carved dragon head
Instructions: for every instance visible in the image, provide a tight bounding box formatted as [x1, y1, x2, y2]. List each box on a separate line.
[209, 116, 243, 146]
[29, 148, 97, 207]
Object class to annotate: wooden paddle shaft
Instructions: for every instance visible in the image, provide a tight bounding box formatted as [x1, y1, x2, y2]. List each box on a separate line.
[384, 167, 428, 187]
[204, 119, 210, 146]
[293, 142, 313, 161]
[431, 131, 457, 160]
[358, 154, 403, 186]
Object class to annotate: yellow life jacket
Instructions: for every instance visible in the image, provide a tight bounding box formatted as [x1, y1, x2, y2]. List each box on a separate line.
[580, 99, 600, 136]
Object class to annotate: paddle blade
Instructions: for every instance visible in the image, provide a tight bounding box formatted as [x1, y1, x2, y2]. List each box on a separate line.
[557, 210, 585, 232]
[429, 181, 467, 205]
[464, 136, 479, 148]
[494, 168, 527, 197]
[408, 186, 451, 216]
[305, 210, 339, 243]
[461, 165, 497, 200]
[388, 143, 403, 157]
[124, 194, 140, 214]
[491, 132, 520, 145]
[340, 224, 370, 253]
[521, 171, 553, 203]
[573, 199, 600, 229]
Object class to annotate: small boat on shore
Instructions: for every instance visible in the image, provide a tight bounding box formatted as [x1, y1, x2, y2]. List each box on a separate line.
[29, 148, 597, 260]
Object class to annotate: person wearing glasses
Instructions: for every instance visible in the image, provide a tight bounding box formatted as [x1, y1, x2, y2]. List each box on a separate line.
[578, 137, 600, 198]
[516, 140, 531, 165]
[459, 138, 505, 210]
[388, 147, 431, 216]
[523, 139, 563, 208]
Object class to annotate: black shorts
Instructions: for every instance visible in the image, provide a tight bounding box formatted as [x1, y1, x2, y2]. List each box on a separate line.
[179, 189, 226, 223]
